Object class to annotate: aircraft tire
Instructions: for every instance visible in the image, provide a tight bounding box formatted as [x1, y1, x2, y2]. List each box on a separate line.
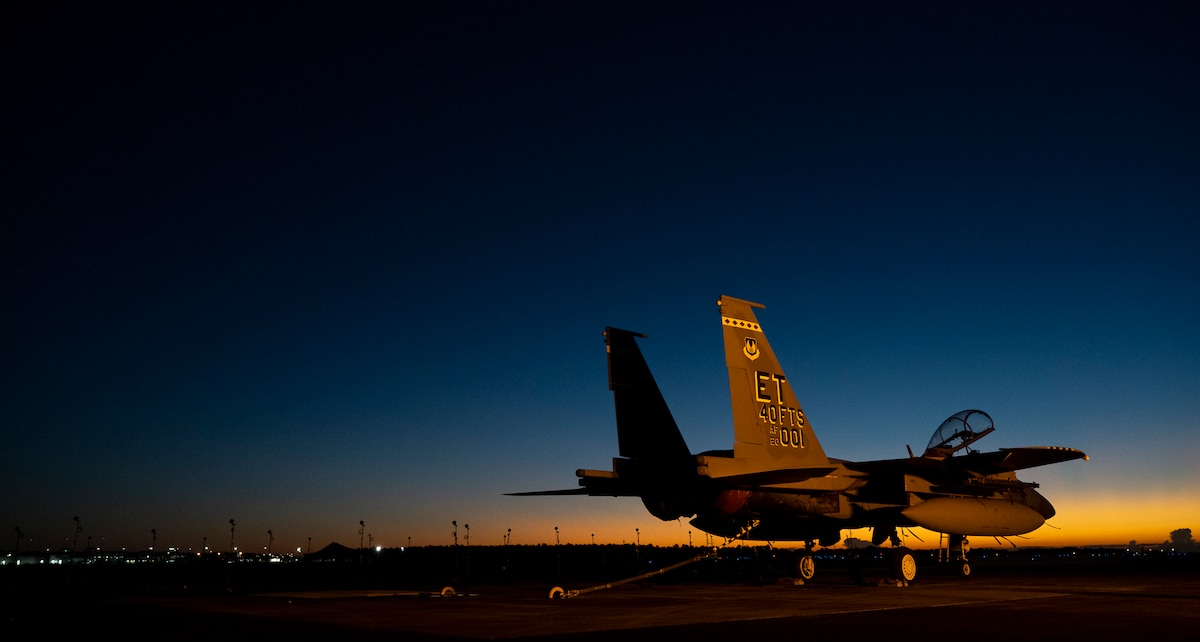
[891, 547, 918, 583]
[957, 562, 971, 578]
[796, 553, 816, 581]
[441, 586, 457, 597]
[549, 586, 566, 599]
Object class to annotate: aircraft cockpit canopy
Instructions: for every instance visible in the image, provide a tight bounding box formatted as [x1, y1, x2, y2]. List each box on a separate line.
[924, 409, 995, 456]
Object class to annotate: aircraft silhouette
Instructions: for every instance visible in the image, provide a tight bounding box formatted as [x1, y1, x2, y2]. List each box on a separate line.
[514, 295, 1088, 580]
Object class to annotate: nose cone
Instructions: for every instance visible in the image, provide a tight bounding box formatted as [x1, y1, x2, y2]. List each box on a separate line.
[1028, 488, 1056, 520]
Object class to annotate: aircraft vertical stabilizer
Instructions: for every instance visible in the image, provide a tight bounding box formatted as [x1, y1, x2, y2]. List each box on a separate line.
[605, 327, 692, 462]
[718, 295, 829, 466]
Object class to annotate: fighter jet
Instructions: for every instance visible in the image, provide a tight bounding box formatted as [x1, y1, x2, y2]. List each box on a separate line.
[513, 295, 1088, 581]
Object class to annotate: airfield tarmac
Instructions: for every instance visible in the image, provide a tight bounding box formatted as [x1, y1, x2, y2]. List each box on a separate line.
[16, 560, 1199, 640]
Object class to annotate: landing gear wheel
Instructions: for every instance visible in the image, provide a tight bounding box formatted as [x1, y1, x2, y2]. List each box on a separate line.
[548, 586, 566, 599]
[891, 547, 917, 583]
[440, 586, 457, 597]
[957, 562, 971, 578]
[796, 553, 816, 582]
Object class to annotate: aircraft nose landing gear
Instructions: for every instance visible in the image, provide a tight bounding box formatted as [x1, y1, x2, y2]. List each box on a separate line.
[947, 534, 971, 577]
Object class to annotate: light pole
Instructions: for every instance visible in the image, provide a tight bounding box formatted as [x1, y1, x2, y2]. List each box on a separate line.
[450, 521, 460, 583]
[356, 520, 366, 581]
[463, 524, 470, 582]
[267, 529, 273, 556]
[229, 519, 236, 554]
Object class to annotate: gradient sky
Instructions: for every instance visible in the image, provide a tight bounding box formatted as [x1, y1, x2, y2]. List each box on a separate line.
[4, 2, 1197, 554]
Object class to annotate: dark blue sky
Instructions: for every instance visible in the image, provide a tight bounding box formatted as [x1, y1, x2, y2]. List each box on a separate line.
[4, 2, 1197, 552]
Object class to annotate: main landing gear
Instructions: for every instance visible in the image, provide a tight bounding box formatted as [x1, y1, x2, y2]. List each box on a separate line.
[891, 546, 918, 583]
[844, 530, 917, 586]
[797, 532, 917, 586]
[794, 534, 838, 584]
[795, 544, 816, 583]
[883, 531, 917, 585]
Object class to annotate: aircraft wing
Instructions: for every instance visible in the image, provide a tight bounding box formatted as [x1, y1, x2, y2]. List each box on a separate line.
[984, 446, 1089, 471]
[924, 446, 1089, 476]
[709, 467, 838, 487]
[846, 447, 1088, 478]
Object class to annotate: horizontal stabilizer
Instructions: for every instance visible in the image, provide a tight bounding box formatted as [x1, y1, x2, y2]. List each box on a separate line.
[501, 489, 590, 499]
[505, 488, 591, 496]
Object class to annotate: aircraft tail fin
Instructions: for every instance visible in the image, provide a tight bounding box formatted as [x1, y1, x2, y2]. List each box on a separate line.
[718, 296, 830, 466]
[605, 327, 692, 462]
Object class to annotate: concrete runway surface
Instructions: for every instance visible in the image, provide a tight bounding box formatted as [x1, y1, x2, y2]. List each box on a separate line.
[8, 559, 1199, 640]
